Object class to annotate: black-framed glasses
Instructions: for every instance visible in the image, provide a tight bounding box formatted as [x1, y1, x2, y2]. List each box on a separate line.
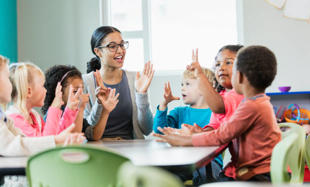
[97, 41, 129, 52]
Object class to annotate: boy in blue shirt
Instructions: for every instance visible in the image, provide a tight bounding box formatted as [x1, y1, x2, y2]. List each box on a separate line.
[153, 67, 221, 183]
[153, 68, 214, 132]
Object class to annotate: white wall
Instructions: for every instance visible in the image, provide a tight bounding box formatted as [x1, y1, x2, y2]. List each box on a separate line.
[240, 0, 310, 92]
[17, 0, 310, 112]
[18, 0, 100, 73]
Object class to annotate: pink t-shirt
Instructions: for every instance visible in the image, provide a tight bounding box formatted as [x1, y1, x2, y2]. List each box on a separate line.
[205, 89, 244, 130]
[6, 106, 78, 137]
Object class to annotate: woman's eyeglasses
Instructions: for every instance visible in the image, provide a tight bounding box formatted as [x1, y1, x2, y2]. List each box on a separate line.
[97, 41, 129, 52]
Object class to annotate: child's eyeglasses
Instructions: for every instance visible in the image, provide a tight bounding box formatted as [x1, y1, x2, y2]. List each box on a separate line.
[97, 41, 129, 52]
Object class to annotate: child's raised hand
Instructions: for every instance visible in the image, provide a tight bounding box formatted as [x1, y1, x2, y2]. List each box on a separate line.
[101, 88, 119, 113]
[67, 85, 82, 111]
[79, 93, 89, 109]
[163, 82, 180, 105]
[51, 82, 64, 108]
[187, 49, 203, 78]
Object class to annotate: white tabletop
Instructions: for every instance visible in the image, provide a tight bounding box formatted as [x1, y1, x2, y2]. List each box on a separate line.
[88, 139, 223, 167]
[0, 139, 225, 174]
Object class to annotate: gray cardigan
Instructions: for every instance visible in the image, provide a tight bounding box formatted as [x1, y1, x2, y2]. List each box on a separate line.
[82, 71, 153, 139]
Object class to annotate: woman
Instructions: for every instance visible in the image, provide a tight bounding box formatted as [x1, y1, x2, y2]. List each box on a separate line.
[83, 26, 154, 140]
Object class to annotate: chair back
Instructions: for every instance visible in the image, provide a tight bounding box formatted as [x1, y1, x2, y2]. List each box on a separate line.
[27, 145, 129, 187]
[117, 162, 184, 187]
[271, 123, 306, 184]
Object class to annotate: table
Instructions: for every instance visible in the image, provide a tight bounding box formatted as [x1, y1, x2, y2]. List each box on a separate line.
[0, 139, 226, 181]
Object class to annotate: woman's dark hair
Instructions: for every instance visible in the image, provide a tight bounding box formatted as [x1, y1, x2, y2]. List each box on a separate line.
[42, 65, 82, 115]
[214, 44, 244, 92]
[87, 26, 121, 73]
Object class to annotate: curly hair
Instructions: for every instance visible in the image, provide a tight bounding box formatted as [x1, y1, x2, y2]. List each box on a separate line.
[42, 65, 82, 115]
[236, 45, 277, 91]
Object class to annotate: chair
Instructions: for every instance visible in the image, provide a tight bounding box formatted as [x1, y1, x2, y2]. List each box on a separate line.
[117, 162, 184, 187]
[270, 123, 306, 184]
[26, 145, 130, 187]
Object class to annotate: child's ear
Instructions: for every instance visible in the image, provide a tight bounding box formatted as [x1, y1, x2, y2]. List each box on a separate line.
[26, 87, 32, 98]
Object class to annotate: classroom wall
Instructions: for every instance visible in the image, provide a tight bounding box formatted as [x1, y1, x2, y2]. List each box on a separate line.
[0, 0, 17, 62]
[241, 0, 310, 92]
[17, 0, 310, 112]
[17, 0, 100, 73]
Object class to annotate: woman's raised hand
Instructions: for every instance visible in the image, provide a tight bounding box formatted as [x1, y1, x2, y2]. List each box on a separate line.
[135, 61, 155, 94]
[187, 49, 203, 78]
[51, 82, 64, 108]
[101, 88, 119, 113]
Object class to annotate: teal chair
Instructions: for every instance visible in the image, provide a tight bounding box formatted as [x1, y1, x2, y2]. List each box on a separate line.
[271, 123, 306, 184]
[26, 145, 130, 187]
[117, 162, 184, 187]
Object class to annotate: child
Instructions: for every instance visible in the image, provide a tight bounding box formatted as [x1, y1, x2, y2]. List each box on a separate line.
[153, 68, 214, 132]
[0, 55, 85, 156]
[155, 45, 282, 182]
[42, 65, 119, 140]
[153, 68, 223, 183]
[6, 62, 80, 137]
[174, 45, 244, 138]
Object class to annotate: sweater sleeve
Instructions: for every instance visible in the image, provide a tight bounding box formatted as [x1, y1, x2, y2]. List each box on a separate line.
[57, 107, 78, 134]
[135, 92, 153, 135]
[0, 119, 55, 156]
[153, 106, 179, 133]
[83, 73, 103, 126]
[43, 106, 62, 136]
[192, 101, 256, 146]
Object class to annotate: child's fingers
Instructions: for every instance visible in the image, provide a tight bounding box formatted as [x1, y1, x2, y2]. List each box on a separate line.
[195, 48, 199, 62]
[156, 138, 168, 143]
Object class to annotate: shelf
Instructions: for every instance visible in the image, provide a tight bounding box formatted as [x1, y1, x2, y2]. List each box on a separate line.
[266, 91, 310, 96]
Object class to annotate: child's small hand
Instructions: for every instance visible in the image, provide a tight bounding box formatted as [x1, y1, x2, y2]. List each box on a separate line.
[79, 93, 89, 109]
[67, 85, 82, 110]
[153, 127, 193, 146]
[181, 123, 204, 134]
[187, 49, 203, 77]
[162, 82, 180, 106]
[55, 124, 85, 145]
[51, 82, 64, 108]
[101, 88, 119, 113]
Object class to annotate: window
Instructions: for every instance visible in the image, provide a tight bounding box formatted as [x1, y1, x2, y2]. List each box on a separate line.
[101, 0, 238, 73]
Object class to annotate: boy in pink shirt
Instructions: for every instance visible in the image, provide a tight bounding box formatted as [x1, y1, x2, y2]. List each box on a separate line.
[155, 45, 281, 182]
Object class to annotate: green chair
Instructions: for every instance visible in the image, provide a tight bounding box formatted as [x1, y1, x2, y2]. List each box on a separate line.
[271, 123, 306, 184]
[26, 145, 130, 187]
[305, 135, 310, 174]
[117, 162, 184, 187]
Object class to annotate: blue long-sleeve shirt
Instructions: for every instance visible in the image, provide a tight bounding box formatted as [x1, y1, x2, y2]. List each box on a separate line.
[153, 105, 222, 167]
[153, 106, 212, 133]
